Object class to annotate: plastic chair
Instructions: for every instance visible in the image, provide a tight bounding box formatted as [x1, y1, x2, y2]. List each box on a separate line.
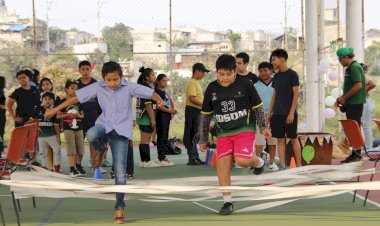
[339, 119, 380, 206]
[0, 125, 31, 175]
[23, 122, 39, 157]
[0, 124, 32, 226]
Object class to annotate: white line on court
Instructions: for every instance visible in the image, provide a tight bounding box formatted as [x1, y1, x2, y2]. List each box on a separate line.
[192, 202, 218, 213]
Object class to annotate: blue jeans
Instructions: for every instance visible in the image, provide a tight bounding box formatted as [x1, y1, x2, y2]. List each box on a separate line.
[87, 124, 129, 209]
[362, 96, 375, 149]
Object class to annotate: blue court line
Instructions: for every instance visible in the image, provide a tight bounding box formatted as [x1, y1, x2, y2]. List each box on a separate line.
[37, 198, 65, 226]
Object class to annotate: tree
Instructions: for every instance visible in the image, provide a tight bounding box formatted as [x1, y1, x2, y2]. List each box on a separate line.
[227, 32, 241, 53]
[41, 61, 78, 97]
[0, 41, 35, 87]
[87, 48, 109, 66]
[49, 27, 66, 49]
[173, 38, 187, 48]
[102, 23, 133, 61]
[47, 52, 78, 65]
[365, 42, 380, 75]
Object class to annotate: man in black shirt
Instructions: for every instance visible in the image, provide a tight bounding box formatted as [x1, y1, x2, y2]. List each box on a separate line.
[236, 52, 259, 84]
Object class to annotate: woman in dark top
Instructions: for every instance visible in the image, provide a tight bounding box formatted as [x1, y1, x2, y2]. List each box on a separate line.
[154, 74, 177, 166]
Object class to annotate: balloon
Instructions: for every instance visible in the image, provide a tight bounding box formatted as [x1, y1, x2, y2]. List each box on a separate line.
[318, 66, 328, 75]
[302, 145, 315, 164]
[324, 108, 336, 119]
[331, 88, 343, 99]
[325, 96, 336, 107]
[299, 123, 307, 130]
[320, 58, 331, 69]
[328, 71, 338, 81]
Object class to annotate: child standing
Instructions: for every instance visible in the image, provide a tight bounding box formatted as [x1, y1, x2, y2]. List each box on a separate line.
[154, 73, 177, 166]
[7, 70, 39, 128]
[76, 61, 109, 171]
[136, 67, 161, 168]
[35, 92, 61, 172]
[45, 61, 164, 224]
[255, 62, 278, 171]
[199, 54, 271, 215]
[39, 78, 61, 106]
[57, 81, 86, 176]
[266, 49, 301, 170]
[38, 77, 62, 168]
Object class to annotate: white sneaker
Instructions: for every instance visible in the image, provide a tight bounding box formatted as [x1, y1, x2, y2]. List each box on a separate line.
[138, 162, 146, 168]
[144, 161, 161, 168]
[159, 159, 174, 167]
[268, 163, 279, 172]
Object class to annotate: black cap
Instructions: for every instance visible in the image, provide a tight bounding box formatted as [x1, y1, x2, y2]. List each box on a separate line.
[192, 63, 210, 73]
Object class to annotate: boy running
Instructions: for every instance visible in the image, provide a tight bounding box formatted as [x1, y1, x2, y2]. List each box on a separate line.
[45, 61, 164, 224]
[199, 54, 271, 215]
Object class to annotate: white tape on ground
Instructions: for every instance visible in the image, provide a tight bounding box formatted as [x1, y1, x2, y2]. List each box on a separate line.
[1, 162, 379, 212]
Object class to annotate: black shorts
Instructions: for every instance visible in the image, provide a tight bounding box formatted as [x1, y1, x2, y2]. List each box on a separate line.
[139, 125, 153, 133]
[270, 114, 298, 139]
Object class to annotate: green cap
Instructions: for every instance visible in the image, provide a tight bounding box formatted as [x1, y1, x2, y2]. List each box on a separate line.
[336, 47, 354, 59]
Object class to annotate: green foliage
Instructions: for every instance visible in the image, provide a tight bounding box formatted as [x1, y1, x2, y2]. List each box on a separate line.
[173, 38, 187, 48]
[49, 27, 66, 48]
[102, 23, 133, 61]
[364, 42, 380, 75]
[41, 61, 78, 97]
[0, 41, 35, 87]
[48, 52, 78, 65]
[227, 32, 241, 53]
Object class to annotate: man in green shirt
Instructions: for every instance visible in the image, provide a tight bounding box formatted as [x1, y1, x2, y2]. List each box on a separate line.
[336, 47, 366, 163]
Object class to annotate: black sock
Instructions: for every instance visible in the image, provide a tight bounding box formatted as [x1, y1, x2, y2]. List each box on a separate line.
[76, 164, 82, 169]
[139, 144, 151, 162]
[70, 166, 75, 171]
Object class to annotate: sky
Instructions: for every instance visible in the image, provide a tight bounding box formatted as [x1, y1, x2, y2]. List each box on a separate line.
[3, 0, 380, 36]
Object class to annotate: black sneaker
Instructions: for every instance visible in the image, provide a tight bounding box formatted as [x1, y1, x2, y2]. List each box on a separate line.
[127, 174, 135, 180]
[69, 169, 79, 176]
[110, 170, 115, 179]
[76, 166, 86, 175]
[187, 159, 201, 165]
[340, 155, 362, 164]
[195, 158, 206, 165]
[253, 160, 265, 175]
[219, 202, 234, 215]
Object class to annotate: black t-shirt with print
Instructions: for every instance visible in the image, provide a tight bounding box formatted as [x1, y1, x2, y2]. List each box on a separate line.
[9, 86, 39, 120]
[60, 98, 83, 131]
[271, 68, 299, 115]
[136, 82, 155, 126]
[202, 77, 262, 136]
[34, 106, 58, 137]
[237, 71, 259, 84]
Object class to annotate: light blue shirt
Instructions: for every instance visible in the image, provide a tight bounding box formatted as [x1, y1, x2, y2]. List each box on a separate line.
[76, 79, 154, 139]
[254, 79, 274, 114]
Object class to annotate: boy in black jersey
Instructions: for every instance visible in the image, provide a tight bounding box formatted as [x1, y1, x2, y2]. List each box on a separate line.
[199, 54, 271, 215]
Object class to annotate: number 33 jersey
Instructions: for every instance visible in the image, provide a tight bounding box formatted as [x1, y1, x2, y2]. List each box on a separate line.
[201, 76, 263, 137]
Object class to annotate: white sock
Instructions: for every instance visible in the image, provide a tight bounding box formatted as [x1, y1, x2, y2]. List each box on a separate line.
[223, 195, 232, 203]
[256, 158, 264, 168]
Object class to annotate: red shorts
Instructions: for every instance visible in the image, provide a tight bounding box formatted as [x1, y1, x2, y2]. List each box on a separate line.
[216, 131, 256, 161]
